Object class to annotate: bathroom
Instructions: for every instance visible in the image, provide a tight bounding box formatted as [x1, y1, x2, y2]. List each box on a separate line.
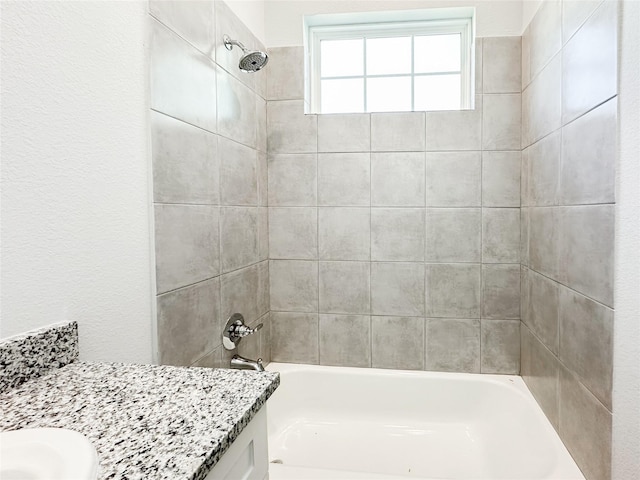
[0, 0, 638, 479]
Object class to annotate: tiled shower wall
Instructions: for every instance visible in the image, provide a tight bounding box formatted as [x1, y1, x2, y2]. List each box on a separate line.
[520, 1, 616, 479]
[150, 1, 270, 368]
[266, 37, 523, 374]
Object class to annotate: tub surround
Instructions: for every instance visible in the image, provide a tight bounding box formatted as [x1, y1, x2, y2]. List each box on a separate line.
[1, 362, 279, 480]
[0, 321, 78, 393]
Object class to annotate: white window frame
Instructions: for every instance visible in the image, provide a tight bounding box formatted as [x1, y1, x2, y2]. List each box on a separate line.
[306, 12, 474, 114]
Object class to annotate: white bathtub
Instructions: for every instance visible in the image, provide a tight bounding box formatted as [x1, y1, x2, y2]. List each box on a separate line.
[266, 363, 584, 480]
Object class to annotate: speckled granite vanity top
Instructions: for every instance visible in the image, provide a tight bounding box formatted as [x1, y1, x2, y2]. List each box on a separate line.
[0, 362, 279, 480]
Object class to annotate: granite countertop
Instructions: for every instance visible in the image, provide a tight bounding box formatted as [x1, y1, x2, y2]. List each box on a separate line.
[0, 362, 279, 480]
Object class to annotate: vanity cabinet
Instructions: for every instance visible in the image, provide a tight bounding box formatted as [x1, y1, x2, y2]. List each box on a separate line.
[204, 407, 269, 480]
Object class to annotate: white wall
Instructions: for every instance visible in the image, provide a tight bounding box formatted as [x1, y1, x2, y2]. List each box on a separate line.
[0, 1, 154, 364]
[227, 0, 267, 44]
[265, 0, 523, 46]
[612, 1, 640, 477]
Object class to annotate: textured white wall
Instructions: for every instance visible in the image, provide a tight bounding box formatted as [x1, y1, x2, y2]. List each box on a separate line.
[612, 1, 640, 477]
[0, 1, 154, 363]
[264, 0, 523, 46]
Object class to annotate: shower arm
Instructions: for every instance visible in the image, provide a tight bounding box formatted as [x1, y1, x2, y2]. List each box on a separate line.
[223, 35, 248, 53]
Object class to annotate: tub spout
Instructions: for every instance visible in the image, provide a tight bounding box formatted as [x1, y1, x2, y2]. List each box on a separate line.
[230, 354, 265, 372]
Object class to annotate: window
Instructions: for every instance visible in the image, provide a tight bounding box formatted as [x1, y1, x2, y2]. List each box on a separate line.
[305, 8, 475, 114]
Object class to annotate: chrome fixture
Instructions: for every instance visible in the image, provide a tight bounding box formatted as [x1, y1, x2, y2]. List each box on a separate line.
[223, 34, 269, 72]
[230, 354, 265, 372]
[223, 313, 263, 350]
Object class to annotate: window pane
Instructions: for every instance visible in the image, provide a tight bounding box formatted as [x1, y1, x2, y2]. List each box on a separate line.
[366, 37, 411, 75]
[321, 78, 364, 113]
[414, 74, 461, 111]
[414, 34, 461, 73]
[321, 39, 363, 77]
[366, 76, 411, 112]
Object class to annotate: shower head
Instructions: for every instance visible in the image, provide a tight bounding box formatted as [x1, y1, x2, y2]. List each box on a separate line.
[223, 34, 269, 73]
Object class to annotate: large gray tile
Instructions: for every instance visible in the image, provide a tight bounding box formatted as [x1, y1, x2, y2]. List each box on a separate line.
[425, 208, 481, 263]
[150, 19, 217, 132]
[220, 207, 258, 272]
[528, 131, 561, 206]
[480, 319, 520, 374]
[482, 94, 521, 150]
[149, 0, 215, 59]
[271, 312, 319, 364]
[318, 208, 370, 261]
[559, 367, 612, 480]
[151, 111, 219, 204]
[371, 208, 425, 262]
[522, 54, 562, 146]
[191, 346, 224, 369]
[560, 98, 616, 205]
[269, 260, 318, 312]
[319, 315, 371, 367]
[157, 278, 220, 366]
[562, 0, 617, 124]
[521, 147, 530, 207]
[482, 208, 520, 263]
[268, 100, 317, 153]
[217, 69, 257, 148]
[562, 0, 604, 43]
[426, 152, 481, 207]
[559, 205, 614, 307]
[426, 264, 481, 318]
[318, 114, 371, 152]
[372, 316, 425, 370]
[371, 263, 425, 317]
[267, 154, 317, 206]
[559, 286, 613, 409]
[318, 153, 370, 206]
[482, 264, 521, 319]
[258, 207, 269, 261]
[267, 46, 304, 101]
[521, 208, 530, 267]
[483, 37, 521, 94]
[525, 270, 560, 354]
[319, 262, 370, 315]
[220, 263, 268, 326]
[257, 96, 267, 153]
[426, 318, 480, 373]
[371, 152, 425, 207]
[269, 207, 317, 260]
[521, 24, 531, 89]
[529, 207, 561, 280]
[482, 151, 521, 207]
[520, 324, 560, 429]
[529, 0, 562, 78]
[154, 204, 219, 294]
[371, 112, 425, 152]
[257, 151, 268, 206]
[425, 96, 482, 151]
[219, 137, 257, 206]
[475, 38, 483, 93]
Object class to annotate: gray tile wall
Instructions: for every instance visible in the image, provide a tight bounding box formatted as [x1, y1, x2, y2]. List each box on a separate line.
[150, 1, 270, 369]
[266, 37, 522, 374]
[521, 1, 616, 478]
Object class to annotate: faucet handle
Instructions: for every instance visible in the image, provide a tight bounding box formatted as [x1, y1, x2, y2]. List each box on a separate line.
[222, 314, 263, 350]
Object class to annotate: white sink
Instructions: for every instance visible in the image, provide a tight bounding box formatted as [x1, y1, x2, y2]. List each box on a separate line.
[0, 428, 98, 480]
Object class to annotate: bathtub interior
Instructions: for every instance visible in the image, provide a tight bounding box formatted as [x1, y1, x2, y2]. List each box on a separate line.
[266, 363, 584, 480]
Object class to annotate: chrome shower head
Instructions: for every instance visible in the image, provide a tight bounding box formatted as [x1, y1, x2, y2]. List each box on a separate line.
[223, 34, 269, 73]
